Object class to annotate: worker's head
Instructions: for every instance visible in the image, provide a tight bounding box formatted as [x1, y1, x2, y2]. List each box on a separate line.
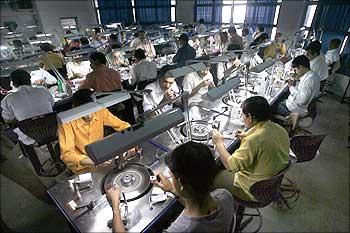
[242, 27, 249, 37]
[165, 141, 216, 204]
[219, 31, 228, 43]
[329, 38, 342, 50]
[39, 42, 54, 52]
[241, 96, 271, 128]
[291, 55, 310, 76]
[110, 33, 118, 42]
[72, 89, 93, 107]
[134, 48, 146, 62]
[80, 37, 90, 46]
[228, 26, 237, 37]
[138, 30, 146, 40]
[12, 39, 23, 48]
[258, 25, 264, 33]
[158, 65, 176, 91]
[10, 69, 31, 88]
[197, 63, 210, 78]
[305, 40, 322, 60]
[178, 33, 189, 47]
[254, 32, 269, 44]
[89, 52, 106, 70]
[199, 18, 205, 24]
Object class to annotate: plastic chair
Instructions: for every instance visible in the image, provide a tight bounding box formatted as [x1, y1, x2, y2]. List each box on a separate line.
[17, 112, 65, 177]
[280, 135, 327, 208]
[233, 161, 291, 233]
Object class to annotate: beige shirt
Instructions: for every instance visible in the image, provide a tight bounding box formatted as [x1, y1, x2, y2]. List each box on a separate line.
[227, 120, 290, 201]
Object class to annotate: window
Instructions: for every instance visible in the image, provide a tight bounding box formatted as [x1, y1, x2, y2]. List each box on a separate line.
[95, 0, 134, 26]
[134, 0, 171, 25]
[60, 17, 78, 30]
[195, 0, 222, 25]
[304, 4, 318, 27]
[94, 0, 176, 26]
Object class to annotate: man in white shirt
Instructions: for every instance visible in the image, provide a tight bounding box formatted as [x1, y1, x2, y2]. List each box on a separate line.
[242, 27, 253, 49]
[66, 55, 92, 80]
[131, 49, 157, 89]
[253, 25, 264, 40]
[130, 30, 156, 59]
[195, 19, 207, 35]
[1, 69, 54, 145]
[305, 40, 329, 82]
[182, 64, 215, 105]
[274, 55, 320, 118]
[143, 65, 179, 115]
[325, 38, 341, 66]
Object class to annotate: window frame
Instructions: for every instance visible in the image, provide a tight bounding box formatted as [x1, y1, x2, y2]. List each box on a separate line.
[93, 0, 176, 26]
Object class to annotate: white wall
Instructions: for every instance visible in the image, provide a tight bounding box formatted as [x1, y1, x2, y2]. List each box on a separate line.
[0, 5, 39, 36]
[277, 0, 308, 36]
[176, 0, 194, 24]
[34, 0, 97, 35]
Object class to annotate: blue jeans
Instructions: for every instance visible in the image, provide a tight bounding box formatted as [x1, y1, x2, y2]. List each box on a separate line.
[275, 100, 291, 116]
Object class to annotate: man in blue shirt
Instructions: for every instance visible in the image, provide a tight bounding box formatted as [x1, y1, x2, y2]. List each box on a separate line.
[173, 33, 196, 68]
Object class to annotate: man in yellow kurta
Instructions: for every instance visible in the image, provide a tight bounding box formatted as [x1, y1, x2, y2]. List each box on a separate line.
[58, 89, 130, 174]
[212, 96, 290, 201]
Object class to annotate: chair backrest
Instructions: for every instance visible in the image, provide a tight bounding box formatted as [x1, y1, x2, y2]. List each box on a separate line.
[290, 135, 327, 163]
[17, 112, 58, 146]
[308, 98, 318, 120]
[250, 161, 291, 205]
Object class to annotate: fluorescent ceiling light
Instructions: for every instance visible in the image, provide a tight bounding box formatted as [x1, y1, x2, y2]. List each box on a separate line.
[204, 77, 241, 101]
[57, 92, 131, 124]
[30, 40, 52, 44]
[85, 108, 184, 165]
[0, 45, 8, 50]
[26, 25, 38, 29]
[250, 58, 275, 73]
[36, 33, 52, 37]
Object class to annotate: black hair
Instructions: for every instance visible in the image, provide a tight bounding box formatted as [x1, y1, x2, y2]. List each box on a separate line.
[242, 28, 249, 35]
[165, 141, 216, 202]
[39, 43, 54, 52]
[228, 27, 237, 34]
[292, 55, 310, 69]
[10, 69, 31, 87]
[72, 89, 93, 107]
[179, 33, 189, 43]
[255, 32, 269, 43]
[80, 37, 89, 45]
[12, 39, 23, 48]
[158, 64, 175, 79]
[199, 18, 205, 24]
[138, 30, 145, 36]
[305, 40, 321, 56]
[110, 33, 118, 41]
[330, 38, 342, 48]
[241, 96, 272, 122]
[134, 48, 146, 60]
[258, 25, 264, 32]
[90, 51, 107, 65]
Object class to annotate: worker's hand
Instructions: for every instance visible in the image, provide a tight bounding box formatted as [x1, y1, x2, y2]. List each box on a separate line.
[79, 157, 95, 166]
[212, 129, 224, 145]
[235, 129, 247, 140]
[164, 89, 176, 101]
[106, 186, 121, 209]
[151, 172, 174, 194]
[34, 79, 44, 86]
[287, 79, 295, 87]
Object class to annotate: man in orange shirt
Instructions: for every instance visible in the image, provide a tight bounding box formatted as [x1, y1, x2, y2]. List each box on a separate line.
[79, 52, 123, 91]
[58, 89, 130, 173]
